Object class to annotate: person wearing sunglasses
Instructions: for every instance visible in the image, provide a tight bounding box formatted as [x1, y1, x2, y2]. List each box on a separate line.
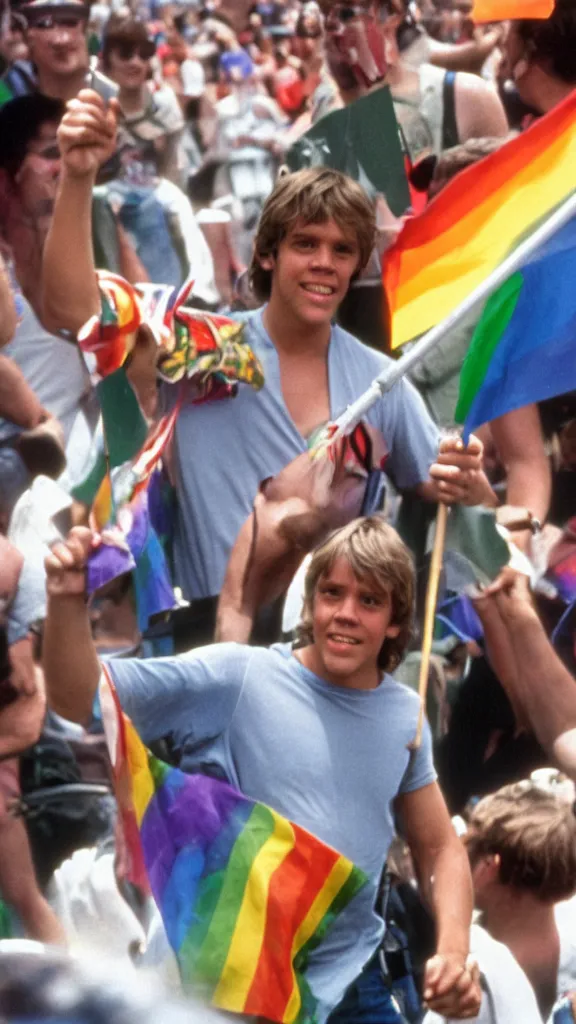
[0, 0, 117, 108]
[100, 13, 184, 187]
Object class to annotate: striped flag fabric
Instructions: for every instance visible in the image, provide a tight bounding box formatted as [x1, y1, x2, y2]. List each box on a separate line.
[100, 667, 368, 1023]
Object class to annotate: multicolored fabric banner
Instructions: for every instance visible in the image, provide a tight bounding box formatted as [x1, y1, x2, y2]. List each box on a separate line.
[100, 668, 368, 1024]
[384, 90, 576, 349]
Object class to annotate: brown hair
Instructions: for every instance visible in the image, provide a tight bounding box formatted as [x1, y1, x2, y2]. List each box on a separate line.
[102, 13, 153, 68]
[516, 3, 576, 85]
[297, 516, 414, 672]
[249, 168, 376, 302]
[465, 781, 576, 904]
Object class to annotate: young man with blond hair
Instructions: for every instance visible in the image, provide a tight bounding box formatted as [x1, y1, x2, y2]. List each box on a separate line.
[40, 90, 494, 645]
[43, 515, 481, 1022]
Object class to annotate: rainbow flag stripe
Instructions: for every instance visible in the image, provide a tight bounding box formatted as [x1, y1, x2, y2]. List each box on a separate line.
[472, 0, 554, 21]
[384, 90, 576, 349]
[100, 669, 368, 1023]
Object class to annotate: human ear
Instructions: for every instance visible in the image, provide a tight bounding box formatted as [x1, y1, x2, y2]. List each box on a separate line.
[385, 622, 401, 639]
[259, 253, 275, 271]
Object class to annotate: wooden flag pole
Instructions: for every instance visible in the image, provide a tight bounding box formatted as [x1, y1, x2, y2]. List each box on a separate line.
[410, 502, 449, 750]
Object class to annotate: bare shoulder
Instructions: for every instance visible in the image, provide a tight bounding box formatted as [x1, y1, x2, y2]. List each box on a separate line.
[454, 72, 509, 140]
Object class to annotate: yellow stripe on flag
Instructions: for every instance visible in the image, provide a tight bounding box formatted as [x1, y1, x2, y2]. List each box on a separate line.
[125, 721, 155, 826]
[214, 809, 295, 1011]
[284, 857, 354, 1024]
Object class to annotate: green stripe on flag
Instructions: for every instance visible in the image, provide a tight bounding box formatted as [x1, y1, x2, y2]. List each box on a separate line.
[455, 271, 524, 424]
[180, 803, 276, 995]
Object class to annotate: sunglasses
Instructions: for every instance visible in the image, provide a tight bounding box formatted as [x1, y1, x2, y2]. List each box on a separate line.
[113, 39, 156, 61]
[28, 11, 86, 29]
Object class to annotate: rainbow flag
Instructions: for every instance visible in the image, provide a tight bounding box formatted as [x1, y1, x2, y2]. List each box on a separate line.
[472, 0, 554, 21]
[100, 668, 368, 1023]
[384, 90, 576, 349]
[455, 215, 576, 438]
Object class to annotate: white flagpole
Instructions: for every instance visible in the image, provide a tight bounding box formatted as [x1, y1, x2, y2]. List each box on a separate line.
[333, 191, 576, 437]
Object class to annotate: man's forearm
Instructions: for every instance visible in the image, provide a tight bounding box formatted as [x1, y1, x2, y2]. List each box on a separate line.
[0, 255, 17, 348]
[507, 612, 576, 776]
[41, 169, 101, 336]
[43, 595, 101, 725]
[421, 836, 473, 959]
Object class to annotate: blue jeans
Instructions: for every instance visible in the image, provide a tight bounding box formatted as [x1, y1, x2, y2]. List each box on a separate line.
[328, 956, 406, 1024]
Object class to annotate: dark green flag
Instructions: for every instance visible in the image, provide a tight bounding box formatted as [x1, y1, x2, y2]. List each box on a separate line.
[286, 87, 410, 216]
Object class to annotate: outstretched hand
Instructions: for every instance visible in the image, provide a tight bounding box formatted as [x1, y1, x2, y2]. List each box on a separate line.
[45, 526, 99, 600]
[423, 952, 482, 1019]
[58, 89, 119, 179]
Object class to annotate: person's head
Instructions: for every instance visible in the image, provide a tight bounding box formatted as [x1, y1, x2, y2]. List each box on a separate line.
[317, 0, 408, 99]
[250, 167, 375, 325]
[297, 516, 414, 683]
[0, 94, 64, 221]
[101, 13, 156, 92]
[502, 3, 576, 111]
[20, 0, 90, 83]
[465, 781, 576, 908]
[0, 14, 29, 65]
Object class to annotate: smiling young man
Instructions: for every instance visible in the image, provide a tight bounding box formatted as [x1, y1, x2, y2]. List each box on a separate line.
[40, 90, 495, 645]
[43, 516, 481, 1023]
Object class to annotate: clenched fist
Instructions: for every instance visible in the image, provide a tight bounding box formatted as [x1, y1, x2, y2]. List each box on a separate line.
[58, 89, 119, 179]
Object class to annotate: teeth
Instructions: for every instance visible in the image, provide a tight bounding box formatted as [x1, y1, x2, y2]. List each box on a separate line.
[330, 635, 359, 645]
[304, 285, 333, 295]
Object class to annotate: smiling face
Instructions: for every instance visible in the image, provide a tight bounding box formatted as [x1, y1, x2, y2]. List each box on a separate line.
[106, 41, 154, 93]
[261, 216, 361, 330]
[304, 555, 400, 690]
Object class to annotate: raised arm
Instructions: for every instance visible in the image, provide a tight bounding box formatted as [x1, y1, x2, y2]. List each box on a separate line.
[43, 527, 102, 726]
[490, 404, 551, 545]
[475, 574, 576, 780]
[41, 90, 119, 337]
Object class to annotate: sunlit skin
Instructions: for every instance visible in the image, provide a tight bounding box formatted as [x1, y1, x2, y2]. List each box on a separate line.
[261, 217, 361, 339]
[26, 15, 88, 80]
[105, 47, 150, 99]
[295, 557, 401, 691]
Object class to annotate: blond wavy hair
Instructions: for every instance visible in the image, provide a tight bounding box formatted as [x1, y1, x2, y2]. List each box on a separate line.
[296, 516, 414, 673]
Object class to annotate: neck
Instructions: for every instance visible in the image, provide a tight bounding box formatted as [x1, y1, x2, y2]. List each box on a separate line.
[528, 74, 573, 114]
[120, 84, 147, 113]
[36, 66, 88, 102]
[482, 889, 556, 950]
[263, 298, 331, 357]
[296, 645, 381, 691]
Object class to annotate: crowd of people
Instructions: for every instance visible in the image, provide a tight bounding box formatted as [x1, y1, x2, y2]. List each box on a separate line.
[0, 0, 575, 1021]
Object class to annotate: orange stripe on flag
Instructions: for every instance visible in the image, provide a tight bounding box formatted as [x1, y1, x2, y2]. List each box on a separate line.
[384, 90, 576, 347]
[472, 0, 554, 22]
[244, 823, 341, 1022]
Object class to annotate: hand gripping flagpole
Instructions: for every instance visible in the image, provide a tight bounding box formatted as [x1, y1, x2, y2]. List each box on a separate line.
[330, 192, 576, 748]
[331, 191, 576, 439]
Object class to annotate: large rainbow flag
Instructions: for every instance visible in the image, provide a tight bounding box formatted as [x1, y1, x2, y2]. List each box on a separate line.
[100, 668, 368, 1023]
[472, 0, 554, 21]
[384, 89, 576, 349]
[455, 215, 576, 438]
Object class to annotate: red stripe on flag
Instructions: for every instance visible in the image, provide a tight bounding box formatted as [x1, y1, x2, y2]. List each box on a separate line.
[244, 824, 341, 1021]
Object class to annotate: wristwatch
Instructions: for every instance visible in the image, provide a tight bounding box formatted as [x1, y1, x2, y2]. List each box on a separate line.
[496, 505, 542, 535]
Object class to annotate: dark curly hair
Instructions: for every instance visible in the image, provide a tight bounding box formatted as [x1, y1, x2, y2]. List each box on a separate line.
[517, 2, 576, 84]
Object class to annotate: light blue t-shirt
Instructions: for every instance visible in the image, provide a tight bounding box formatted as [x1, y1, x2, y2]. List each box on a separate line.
[107, 641, 436, 1020]
[169, 308, 439, 599]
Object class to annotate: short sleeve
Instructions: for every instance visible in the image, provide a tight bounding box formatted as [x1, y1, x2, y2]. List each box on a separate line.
[104, 642, 251, 747]
[398, 717, 437, 794]
[374, 376, 440, 492]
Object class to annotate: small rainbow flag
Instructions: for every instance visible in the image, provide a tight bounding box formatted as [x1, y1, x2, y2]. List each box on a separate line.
[100, 668, 368, 1023]
[384, 90, 576, 349]
[472, 0, 554, 22]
